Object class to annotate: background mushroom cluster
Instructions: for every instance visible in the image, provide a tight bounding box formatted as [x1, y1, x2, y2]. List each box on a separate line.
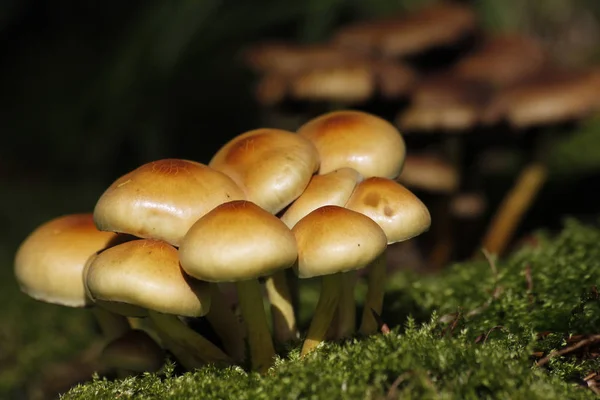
[14, 109, 430, 377]
[242, 0, 600, 270]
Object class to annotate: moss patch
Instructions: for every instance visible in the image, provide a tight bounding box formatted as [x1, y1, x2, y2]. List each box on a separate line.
[57, 219, 600, 399]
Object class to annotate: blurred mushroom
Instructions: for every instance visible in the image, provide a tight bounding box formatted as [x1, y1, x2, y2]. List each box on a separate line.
[209, 128, 319, 345]
[179, 200, 298, 374]
[293, 205, 387, 356]
[449, 191, 488, 260]
[100, 329, 165, 377]
[85, 239, 230, 370]
[14, 214, 130, 342]
[93, 158, 247, 363]
[479, 67, 600, 257]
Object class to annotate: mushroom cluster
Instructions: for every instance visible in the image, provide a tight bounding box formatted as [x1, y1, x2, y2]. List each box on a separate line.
[14, 109, 430, 378]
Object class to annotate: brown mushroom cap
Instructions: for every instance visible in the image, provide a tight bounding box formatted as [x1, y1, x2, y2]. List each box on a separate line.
[449, 192, 487, 219]
[179, 200, 298, 282]
[332, 2, 477, 58]
[371, 60, 418, 99]
[85, 239, 211, 318]
[290, 63, 375, 103]
[14, 213, 118, 307]
[93, 159, 245, 247]
[345, 177, 431, 244]
[297, 110, 406, 178]
[100, 329, 165, 373]
[255, 73, 289, 106]
[397, 73, 494, 131]
[398, 153, 460, 193]
[209, 128, 320, 215]
[483, 68, 600, 127]
[280, 167, 363, 228]
[292, 205, 387, 279]
[453, 34, 546, 88]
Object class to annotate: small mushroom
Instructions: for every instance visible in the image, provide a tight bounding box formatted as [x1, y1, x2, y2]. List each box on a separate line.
[179, 200, 298, 374]
[292, 205, 387, 356]
[345, 177, 431, 335]
[100, 329, 165, 377]
[85, 239, 230, 370]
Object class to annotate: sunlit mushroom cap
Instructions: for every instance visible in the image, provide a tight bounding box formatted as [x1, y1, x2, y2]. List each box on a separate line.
[209, 128, 320, 214]
[398, 153, 460, 193]
[297, 110, 406, 179]
[280, 167, 363, 229]
[85, 239, 211, 318]
[179, 200, 298, 282]
[93, 159, 245, 247]
[345, 177, 431, 244]
[14, 213, 119, 307]
[292, 205, 387, 279]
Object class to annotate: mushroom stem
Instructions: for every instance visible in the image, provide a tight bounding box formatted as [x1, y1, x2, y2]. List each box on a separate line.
[204, 283, 247, 362]
[264, 270, 298, 344]
[301, 273, 343, 357]
[148, 310, 233, 370]
[358, 252, 387, 335]
[336, 270, 357, 339]
[235, 278, 276, 373]
[478, 162, 548, 257]
[91, 307, 131, 342]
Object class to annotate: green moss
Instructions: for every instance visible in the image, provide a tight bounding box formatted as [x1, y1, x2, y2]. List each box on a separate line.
[58, 219, 600, 399]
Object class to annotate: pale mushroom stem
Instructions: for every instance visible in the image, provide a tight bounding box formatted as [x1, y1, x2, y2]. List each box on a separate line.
[265, 270, 298, 344]
[336, 270, 357, 339]
[204, 283, 247, 362]
[148, 310, 233, 371]
[358, 252, 387, 335]
[235, 278, 276, 373]
[91, 307, 131, 342]
[478, 162, 548, 258]
[301, 273, 343, 357]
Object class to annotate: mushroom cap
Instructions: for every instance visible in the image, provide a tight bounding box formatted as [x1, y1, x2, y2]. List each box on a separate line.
[449, 192, 487, 219]
[397, 73, 493, 131]
[209, 128, 320, 214]
[93, 158, 245, 247]
[14, 213, 119, 307]
[453, 34, 546, 88]
[345, 177, 431, 244]
[85, 239, 211, 318]
[290, 63, 375, 103]
[398, 153, 460, 193]
[100, 329, 164, 373]
[483, 68, 600, 127]
[255, 73, 289, 106]
[371, 60, 418, 99]
[292, 205, 387, 279]
[297, 110, 406, 179]
[280, 167, 363, 228]
[377, 2, 477, 58]
[179, 200, 298, 282]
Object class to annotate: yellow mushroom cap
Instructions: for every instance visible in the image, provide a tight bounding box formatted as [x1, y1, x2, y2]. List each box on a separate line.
[280, 167, 363, 229]
[85, 239, 211, 318]
[179, 200, 298, 282]
[297, 110, 406, 179]
[345, 177, 431, 244]
[292, 205, 388, 279]
[209, 129, 320, 214]
[14, 213, 119, 307]
[93, 159, 245, 247]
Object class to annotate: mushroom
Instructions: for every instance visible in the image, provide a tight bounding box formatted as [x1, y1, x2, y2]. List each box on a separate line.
[99, 329, 165, 377]
[297, 109, 406, 179]
[280, 167, 364, 339]
[179, 200, 298, 373]
[209, 128, 319, 345]
[84, 239, 231, 370]
[14, 213, 130, 342]
[292, 205, 387, 356]
[93, 158, 247, 363]
[345, 177, 431, 335]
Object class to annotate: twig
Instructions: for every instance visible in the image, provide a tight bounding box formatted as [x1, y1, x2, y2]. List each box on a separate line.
[481, 248, 498, 279]
[386, 371, 413, 399]
[483, 325, 506, 344]
[370, 309, 391, 335]
[536, 334, 600, 367]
